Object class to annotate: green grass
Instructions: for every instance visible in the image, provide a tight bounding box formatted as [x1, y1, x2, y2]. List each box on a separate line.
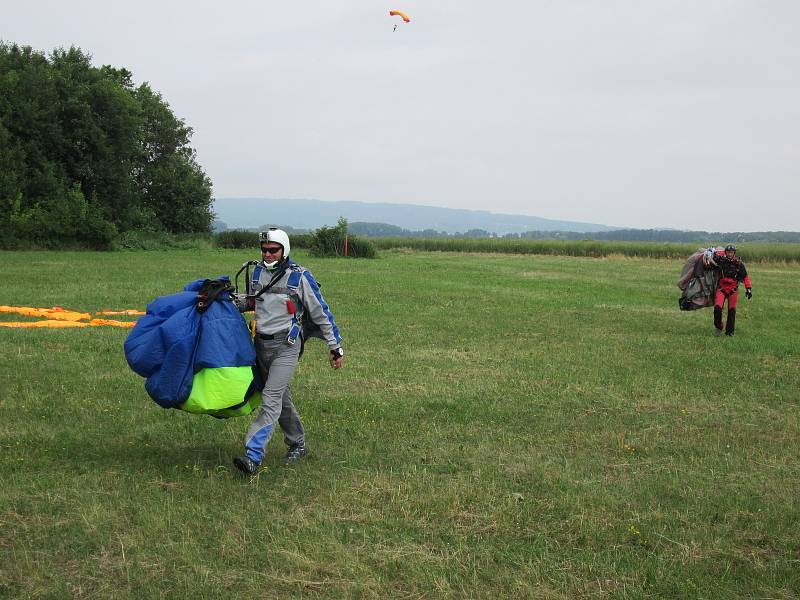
[1, 249, 798, 599]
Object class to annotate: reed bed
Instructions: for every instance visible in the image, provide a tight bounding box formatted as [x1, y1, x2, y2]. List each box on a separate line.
[370, 237, 800, 262]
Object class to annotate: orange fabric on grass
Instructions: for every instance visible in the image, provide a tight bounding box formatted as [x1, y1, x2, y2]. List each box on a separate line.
[0, 320, 91, 328]
[89, 318, 136, 328]
[0, 305, 91, 321]
[0, 305, 139, 328]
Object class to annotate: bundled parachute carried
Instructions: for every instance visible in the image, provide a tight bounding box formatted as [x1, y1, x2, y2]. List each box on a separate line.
[677, 247, 723, 311]
[124, 277, 262, 418]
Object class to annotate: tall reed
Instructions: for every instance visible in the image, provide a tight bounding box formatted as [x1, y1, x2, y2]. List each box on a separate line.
[370, 237, 800, 262]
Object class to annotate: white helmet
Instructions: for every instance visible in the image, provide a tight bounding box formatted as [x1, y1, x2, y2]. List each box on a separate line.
[259, 228, 290, 257]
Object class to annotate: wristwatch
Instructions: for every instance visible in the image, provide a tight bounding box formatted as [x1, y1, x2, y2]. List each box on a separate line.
[330, 347, 344, 359]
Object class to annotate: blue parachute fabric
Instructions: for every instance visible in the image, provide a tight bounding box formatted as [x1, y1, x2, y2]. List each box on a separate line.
[124, 277, 257, 409]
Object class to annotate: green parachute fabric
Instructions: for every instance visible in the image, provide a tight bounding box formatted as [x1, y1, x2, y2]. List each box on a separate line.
[181, 366, 261, 417]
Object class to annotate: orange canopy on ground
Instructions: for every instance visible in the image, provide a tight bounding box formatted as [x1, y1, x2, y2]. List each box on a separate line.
[0, 306, 139, 329]
[0, 305, 91, 321]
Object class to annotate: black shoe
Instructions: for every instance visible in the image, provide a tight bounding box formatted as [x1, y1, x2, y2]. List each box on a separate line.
[233, 455, 260, 475]
[283, 444, 308, 461]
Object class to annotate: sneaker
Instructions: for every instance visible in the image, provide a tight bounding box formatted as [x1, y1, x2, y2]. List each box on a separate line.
[714, 328, 723, 337]
[283, 444, 308, 461]
[233, 455, 260, 475]
[725, 332, 734, 337]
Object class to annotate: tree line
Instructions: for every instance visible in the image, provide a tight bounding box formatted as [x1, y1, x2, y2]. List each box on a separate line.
[346, 222, 800, 244]
[0, 43, 213, 249]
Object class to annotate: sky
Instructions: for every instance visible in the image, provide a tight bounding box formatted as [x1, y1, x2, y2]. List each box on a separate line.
[3, 1, 799, 231]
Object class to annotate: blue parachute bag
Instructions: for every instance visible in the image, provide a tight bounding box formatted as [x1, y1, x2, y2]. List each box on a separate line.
[124, 277, 261, 417]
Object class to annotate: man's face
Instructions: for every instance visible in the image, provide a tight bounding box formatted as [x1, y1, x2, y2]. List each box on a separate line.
[726, 249, 735, 259]
[261, 244, 284, 262]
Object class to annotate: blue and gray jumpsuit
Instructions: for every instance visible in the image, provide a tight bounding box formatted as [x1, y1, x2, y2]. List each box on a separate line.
[237, 259, 342, 464]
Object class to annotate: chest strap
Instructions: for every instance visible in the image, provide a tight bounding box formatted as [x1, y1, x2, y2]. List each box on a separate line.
[252, 264, 306, 345]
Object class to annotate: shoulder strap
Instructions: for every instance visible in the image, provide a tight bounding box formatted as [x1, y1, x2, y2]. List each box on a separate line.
[286, 266, 303, 292]
[252, 260, 292, 299]
[250, 264, 263, 290]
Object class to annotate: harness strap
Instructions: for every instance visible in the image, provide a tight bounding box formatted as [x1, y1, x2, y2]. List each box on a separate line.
[251, 262, 307, 346]
[251, 261, 291, 299]
[286, 269, 304, 345]
[197, 278, 235, 313]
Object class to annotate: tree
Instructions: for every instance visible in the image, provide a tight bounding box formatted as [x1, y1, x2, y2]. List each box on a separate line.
[310, 217, 376, 258]
[133, 83, 213, 233]
[0, 42, 214, 248]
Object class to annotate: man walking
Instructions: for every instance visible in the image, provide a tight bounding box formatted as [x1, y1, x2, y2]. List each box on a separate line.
[233, 228, 344, 474]
[713, 244, 752, 337]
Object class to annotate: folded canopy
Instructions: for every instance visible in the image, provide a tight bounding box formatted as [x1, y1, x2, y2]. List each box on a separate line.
[124, 277, 262, 418]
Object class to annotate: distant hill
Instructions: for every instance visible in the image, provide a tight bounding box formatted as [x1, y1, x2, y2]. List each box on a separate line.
[212, 197, 616, 235]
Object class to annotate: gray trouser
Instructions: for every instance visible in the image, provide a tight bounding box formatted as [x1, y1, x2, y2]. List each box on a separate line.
[243, 337, 304, 463]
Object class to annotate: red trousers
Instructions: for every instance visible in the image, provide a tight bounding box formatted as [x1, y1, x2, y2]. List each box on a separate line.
[714, 288, 739, 310]
[714, 279, 739, 334]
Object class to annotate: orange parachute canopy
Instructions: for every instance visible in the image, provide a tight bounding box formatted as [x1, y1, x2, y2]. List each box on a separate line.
[0, 319, 135, 328]
[0, 320, 92, 328]
[0, 305, 138, 328]
[389, 10, 410, 23]
[89, 318, 137, 328]
[0, 305, 90, 321]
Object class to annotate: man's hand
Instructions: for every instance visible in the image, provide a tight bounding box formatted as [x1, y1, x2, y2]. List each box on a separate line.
[746, 288, 752, 300]
[329, 348, 344, 370]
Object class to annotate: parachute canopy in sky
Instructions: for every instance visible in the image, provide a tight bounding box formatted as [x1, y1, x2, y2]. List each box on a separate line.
[389, 10, 410, 23]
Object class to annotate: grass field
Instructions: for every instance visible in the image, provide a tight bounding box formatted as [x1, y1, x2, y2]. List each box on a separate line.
[1, 249, 798, 599]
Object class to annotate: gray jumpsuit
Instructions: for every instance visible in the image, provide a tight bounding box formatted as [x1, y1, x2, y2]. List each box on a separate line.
[238, 259, 342, 464]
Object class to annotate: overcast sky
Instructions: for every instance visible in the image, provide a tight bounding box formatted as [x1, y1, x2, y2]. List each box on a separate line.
[4, 1, 799, 231]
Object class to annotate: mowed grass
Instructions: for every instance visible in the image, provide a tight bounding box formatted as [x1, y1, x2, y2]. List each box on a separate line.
[0, 249, 798, 599]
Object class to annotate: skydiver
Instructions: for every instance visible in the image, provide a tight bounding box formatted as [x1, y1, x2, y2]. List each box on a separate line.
[232, 229, 344, 475]
[711, 244, 753, 336]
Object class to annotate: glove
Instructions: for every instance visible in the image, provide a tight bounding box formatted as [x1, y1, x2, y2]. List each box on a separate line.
[746, 288, 752, 300]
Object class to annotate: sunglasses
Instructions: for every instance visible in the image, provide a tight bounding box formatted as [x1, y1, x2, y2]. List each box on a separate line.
[261, 246, 282, 255]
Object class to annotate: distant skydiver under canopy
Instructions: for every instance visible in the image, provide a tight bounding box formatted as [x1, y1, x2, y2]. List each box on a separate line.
[390, 9, 410, 31]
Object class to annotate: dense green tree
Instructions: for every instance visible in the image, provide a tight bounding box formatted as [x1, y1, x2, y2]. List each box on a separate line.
[0, 42, 213, 248]
[133, 83, 212, 233]
[310, 217, 376, 258]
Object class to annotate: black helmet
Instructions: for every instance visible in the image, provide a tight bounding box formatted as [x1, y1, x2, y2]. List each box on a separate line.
[725, 244, 736, 252]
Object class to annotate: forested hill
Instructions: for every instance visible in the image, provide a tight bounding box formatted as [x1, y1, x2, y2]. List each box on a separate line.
[212, 197, 616, 234]
[213, 198, 799, 243]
